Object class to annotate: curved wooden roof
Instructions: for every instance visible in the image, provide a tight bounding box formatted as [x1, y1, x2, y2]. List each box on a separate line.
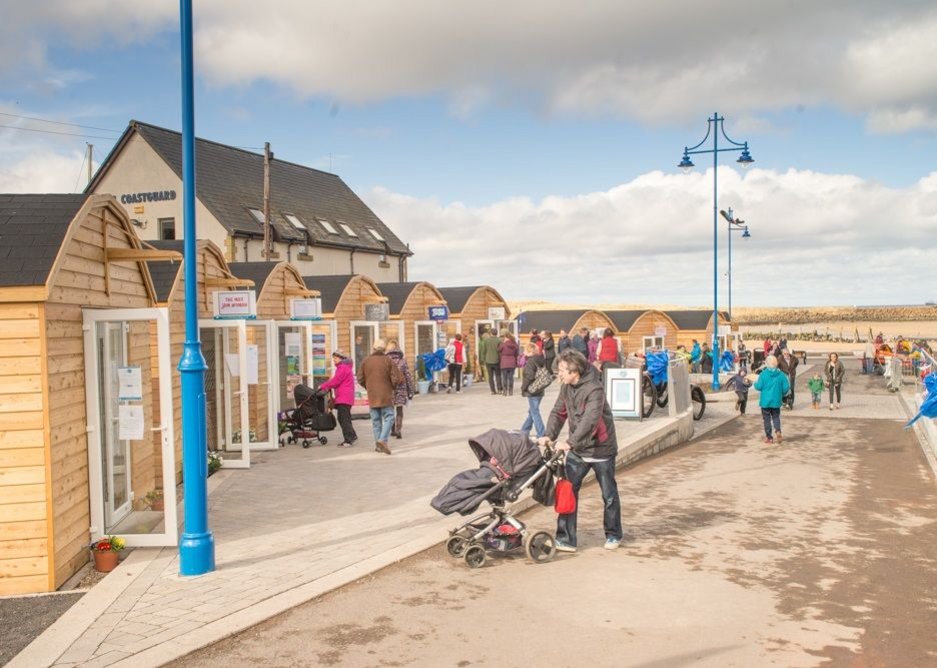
[303, 274, 385, 315]
[437, 285, 509, 317]
[516, 309, 616, 334]
[376, 281, 446, 316]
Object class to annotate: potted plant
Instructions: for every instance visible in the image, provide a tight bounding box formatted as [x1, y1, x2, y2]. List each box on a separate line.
[144, 489, 164, 512]
[89, 535, 126, 573]
[208, 450, 223, 476]
[416, 357, 431, 395]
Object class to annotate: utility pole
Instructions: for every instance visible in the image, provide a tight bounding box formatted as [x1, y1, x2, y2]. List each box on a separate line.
[87, 144, 93, 186]
[263, 142, 272, 260]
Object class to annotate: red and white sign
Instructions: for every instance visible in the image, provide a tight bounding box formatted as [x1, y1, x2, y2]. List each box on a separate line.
[213, 291, 257, 319]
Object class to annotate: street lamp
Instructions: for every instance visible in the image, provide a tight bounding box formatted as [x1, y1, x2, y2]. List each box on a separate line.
[678, 113, 754, 390]
[720, 208, 751, 321]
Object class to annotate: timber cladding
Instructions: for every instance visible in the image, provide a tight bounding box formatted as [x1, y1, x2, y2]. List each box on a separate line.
[0, 194, 162, 595]
[0, 302, 50, 594]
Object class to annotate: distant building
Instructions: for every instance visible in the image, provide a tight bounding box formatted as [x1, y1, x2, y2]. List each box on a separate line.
[87, 120, 412, 282]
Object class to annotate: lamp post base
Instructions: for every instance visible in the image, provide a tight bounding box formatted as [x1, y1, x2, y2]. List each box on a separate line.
[180, 532, 215, 576]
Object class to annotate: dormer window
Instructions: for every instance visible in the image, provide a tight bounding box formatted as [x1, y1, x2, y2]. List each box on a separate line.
[338, 222, 358, 237]
[318, 218, 339, 234]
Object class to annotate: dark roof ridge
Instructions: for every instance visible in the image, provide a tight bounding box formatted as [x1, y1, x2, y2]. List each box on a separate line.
[129, 119, 341, 179]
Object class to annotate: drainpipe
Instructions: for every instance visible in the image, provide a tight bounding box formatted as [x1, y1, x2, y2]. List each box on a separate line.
[349, 247, 356, 274]
[243, 237, 249, 262]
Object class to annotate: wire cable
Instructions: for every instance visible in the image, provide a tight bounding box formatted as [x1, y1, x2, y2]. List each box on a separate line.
[0, 112, 120, 134]
[0, 123, 118, 140]
[72, 148, 88, 193]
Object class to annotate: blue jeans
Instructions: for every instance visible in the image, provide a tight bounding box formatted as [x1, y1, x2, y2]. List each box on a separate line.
[556, 452, 622, 547]
[370, 405, 395, 443]
[761, 407, 781, 437]
[520, 395, 545, 438]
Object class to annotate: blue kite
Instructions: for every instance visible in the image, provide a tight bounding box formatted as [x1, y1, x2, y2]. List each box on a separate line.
[645, 351, 669, 386]
[905, 372, 937, 428]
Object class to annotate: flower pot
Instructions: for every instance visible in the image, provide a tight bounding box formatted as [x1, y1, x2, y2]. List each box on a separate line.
[150, 499, 164, 512]
[93, 550, 119, 573]
[417, 379, 431, 395]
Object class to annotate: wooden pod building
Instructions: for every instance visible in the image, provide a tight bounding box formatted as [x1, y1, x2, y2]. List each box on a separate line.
[665, 310, 730, 349]
[377, 281, 447, 373]
[606, 310, 680, 353]
[437, 286, 511, 375]
[515, 309, 618, 352]
[0, 194, 180, 595]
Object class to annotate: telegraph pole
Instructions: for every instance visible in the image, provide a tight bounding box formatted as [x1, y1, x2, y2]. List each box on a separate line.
[263, 142, 271, 260]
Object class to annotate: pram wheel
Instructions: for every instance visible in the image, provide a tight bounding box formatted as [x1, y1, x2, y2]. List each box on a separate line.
[446, 535, 468, 558]
[463, 545, 486, 569]
[524, 531, 557, 564]
[318, 436, 328, 445]
[302, 440, 311, 449]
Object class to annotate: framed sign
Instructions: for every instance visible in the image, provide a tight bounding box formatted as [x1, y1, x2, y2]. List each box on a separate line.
[488, 307, 506, 320]
[428, 305, 449, 321]
[291, 297, 322, 320]
[364, 303, 389, 322]
[213, 290, 256, 319]
[604, 367, 642, 419]
[654, 325, 667, 337]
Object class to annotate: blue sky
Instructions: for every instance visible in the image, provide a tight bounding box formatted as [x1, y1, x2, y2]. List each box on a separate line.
[2, 1, 937, 307]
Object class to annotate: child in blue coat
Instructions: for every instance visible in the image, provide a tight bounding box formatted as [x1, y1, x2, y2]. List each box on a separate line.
[753, 356, 791, 444]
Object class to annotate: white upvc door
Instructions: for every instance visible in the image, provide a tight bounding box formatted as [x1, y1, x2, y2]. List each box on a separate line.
[199, 319, 250, 469]
[83, 307, 178, 547]
[247, 320, 278, 451]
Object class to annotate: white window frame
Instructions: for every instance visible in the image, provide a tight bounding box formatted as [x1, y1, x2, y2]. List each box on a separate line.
[368, 227, 385, 241]
[248, 208, 266, 224]
[284, 213, 305, 230]
[642, 335, 665, 353]
[318, 219, 339, 235]
[338, 222, 358, 237]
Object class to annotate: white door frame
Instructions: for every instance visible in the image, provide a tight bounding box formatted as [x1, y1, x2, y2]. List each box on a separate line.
[350, 320, 380, 369]
[308, 319, 338, 384]
[83, 307, 178, 547]
[245, 320, 278, 451]
[274, 320, 313, 407]
[199, 319, 250, 469]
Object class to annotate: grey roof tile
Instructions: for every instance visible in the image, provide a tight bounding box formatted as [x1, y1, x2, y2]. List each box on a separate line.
[0, 194, 87, 287]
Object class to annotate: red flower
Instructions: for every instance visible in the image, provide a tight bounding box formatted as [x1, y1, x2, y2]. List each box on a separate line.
[95, 541, 112, 551]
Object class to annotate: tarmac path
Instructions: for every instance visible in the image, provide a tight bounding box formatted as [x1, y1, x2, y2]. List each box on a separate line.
[176, 370, 937, 667]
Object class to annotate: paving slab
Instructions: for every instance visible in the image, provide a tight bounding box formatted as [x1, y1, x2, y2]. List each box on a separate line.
[11, 381, 706, 668]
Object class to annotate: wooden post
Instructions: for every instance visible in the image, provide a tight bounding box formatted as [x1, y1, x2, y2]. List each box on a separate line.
[263, 142, 271, 260]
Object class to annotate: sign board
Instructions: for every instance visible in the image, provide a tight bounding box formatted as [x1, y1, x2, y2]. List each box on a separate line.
[365, 303, 389, 322]
[213, 290, 257, 319]
[604, 367, 642, 419]
[428, 305, 449, 321]
[654, 326, 667, 337]
[117, 366, 143, 401]
[291, 298, 322, 320]
[488, 307, 506, 321]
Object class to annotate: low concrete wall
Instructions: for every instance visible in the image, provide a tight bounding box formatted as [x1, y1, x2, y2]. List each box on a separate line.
[617, 411, 695, 469]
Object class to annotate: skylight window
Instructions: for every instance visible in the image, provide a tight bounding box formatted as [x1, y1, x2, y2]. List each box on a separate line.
[338, 222, 358, 237]
[248, 208, 266, 224]
[318, 219, 339, 234]
[367, 228, 385, 241]
[284, 213, 305, 230]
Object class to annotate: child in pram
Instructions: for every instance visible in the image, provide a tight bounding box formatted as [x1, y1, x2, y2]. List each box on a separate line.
[431, 428, 564, 568]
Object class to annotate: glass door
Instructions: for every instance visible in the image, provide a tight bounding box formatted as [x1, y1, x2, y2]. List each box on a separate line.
[246, 321, 277, 451]
[350, 321, 379, 415]
[199, 320, 250, 469]
[309, 320, 338, 388]
[83, 308, 178, 547]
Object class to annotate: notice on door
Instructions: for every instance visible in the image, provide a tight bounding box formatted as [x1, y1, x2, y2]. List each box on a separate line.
[117, 366, 143, 401]
[118, 404, 145, 440]
[246, 344, 259, 385]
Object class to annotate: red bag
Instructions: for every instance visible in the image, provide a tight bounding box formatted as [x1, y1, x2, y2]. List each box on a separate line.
[554, 478, 576, 514]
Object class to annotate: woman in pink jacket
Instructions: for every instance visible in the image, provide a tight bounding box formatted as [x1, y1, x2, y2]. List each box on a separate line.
[317, 350, 357, 448]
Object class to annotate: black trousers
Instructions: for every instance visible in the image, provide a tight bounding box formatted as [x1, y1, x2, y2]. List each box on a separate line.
[486, 363, 502, 392]
[447, 363, 463, 391]
[335, 404, 356, 444]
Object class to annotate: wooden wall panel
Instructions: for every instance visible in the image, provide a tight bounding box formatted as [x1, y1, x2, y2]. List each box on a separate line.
[0, 301, 49, 595]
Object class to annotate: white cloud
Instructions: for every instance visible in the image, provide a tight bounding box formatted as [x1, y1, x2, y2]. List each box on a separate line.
[365, 167, 937, 307]
[0, 149, 87, 192]
[6, 2, 937, 131]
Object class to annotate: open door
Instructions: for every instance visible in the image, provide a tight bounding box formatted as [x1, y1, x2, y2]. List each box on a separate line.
[83, 308, 178, 547]
[199, 320, 250, 469]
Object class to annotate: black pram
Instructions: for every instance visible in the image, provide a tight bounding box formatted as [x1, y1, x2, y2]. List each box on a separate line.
[431, 428, 564, 568]
[283, 384, 337, 448]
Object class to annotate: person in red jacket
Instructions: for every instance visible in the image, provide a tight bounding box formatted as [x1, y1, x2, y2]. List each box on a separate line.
[445, 333, 466, 393]
[317, 351, 357, 448]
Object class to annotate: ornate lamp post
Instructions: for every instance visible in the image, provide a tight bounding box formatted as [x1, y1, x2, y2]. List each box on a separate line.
[720, 208, 751, 322]
[678, 113, 754, 390]
[178, 0, 214, 575]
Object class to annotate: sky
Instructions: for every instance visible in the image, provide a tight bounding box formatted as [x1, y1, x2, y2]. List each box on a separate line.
[2, 1, 936, 308]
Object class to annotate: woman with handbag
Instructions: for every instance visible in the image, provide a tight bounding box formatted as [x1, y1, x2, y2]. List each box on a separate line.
[520, 342, 549, 439]
[316, 350, 357, 448]
[386, 340, 414, 438]
[497, 330, 519, 396]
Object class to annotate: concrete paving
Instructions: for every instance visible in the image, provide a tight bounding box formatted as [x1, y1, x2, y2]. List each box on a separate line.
[10, 379, 718, 668]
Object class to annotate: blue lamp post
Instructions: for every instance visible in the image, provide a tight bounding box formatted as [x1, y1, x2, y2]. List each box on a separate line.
[720, 208, 751, 321]
[178, 0, 215, 576]
[678, 113, 754, 390]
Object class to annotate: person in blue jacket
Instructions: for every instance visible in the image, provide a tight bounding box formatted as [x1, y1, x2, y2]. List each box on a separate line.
[754, 355, 791, 444]
[690, 339, 702, 373]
